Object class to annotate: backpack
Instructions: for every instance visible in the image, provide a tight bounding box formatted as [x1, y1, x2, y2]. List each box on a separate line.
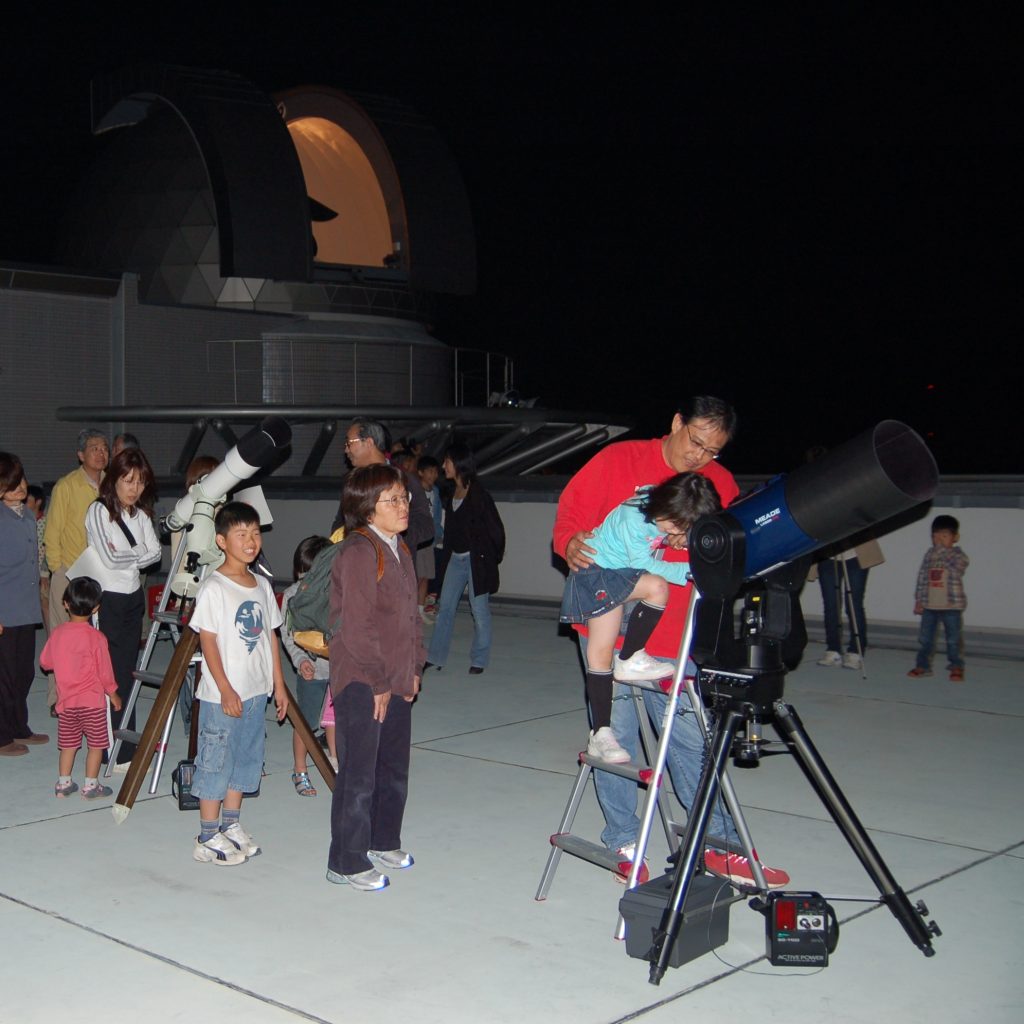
[285, 528, 399, 647]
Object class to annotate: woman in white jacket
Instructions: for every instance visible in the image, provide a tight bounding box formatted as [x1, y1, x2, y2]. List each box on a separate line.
[84, 448, 161, 766]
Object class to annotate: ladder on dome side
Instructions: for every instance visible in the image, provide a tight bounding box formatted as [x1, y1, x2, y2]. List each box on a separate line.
[535, 592, 768, 938]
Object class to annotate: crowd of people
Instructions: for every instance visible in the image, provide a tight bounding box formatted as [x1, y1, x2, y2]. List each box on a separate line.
[0, 400, 969, 893]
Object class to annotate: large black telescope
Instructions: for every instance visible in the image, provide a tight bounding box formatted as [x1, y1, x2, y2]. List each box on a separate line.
[689, 420, 938, 599]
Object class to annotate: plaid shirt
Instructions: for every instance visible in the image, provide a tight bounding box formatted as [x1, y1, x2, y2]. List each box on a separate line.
[915, 545, 969, 610]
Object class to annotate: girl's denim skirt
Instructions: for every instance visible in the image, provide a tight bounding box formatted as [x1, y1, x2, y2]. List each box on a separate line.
[560, 565, 643, 623]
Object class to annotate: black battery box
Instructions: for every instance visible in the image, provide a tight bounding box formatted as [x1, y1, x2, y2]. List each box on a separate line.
[619, 872, 738, 969]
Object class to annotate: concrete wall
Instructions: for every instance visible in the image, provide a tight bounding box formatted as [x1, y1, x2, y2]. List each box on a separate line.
[205, 491, 1021, 646]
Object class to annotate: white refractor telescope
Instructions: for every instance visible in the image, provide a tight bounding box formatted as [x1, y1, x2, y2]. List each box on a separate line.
[164, 417, 291, 597]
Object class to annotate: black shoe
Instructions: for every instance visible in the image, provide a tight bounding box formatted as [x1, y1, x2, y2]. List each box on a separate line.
[424, 661, 441, 671]
[469, 666, 484, 675]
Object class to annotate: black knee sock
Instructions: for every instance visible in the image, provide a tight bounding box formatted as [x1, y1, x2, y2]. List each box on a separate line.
[585, 670, 614, 731]
[619, 601, 666, 660]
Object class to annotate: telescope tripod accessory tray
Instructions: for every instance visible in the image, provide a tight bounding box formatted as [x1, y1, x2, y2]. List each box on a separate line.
[620, 872, 739, 969]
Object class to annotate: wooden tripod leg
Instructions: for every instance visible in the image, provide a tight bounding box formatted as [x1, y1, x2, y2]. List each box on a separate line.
[284, 682, 336, 792]
[112, 630, 199, 824]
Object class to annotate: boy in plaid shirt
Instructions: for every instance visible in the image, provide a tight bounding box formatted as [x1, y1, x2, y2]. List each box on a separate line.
[908, 515, 969, 681]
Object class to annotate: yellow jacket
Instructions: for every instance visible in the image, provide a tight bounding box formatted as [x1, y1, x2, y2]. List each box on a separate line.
[43, 467, 100, 572]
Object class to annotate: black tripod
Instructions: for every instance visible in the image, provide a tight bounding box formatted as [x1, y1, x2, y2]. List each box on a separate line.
[646, 595, 941, 985]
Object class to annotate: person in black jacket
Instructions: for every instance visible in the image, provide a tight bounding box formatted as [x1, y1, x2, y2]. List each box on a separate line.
[424, 443, 505, 675]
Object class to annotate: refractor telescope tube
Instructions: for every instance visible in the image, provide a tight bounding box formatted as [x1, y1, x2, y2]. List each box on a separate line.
[164, 417, 291, 532]
[689, 421, 938, 599]
[165, 417, 291, 596]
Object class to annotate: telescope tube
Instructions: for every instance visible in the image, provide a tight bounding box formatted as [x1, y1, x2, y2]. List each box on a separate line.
[690, 421, 938, 597]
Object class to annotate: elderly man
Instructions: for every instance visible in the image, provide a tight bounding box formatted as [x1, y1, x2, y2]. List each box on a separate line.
[333, 417, 434, 562]
[553, 396, 788, 888]
[42, 429, 109, 714]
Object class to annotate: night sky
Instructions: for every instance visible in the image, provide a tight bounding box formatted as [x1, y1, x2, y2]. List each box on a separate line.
[2, 9, 1018, 473]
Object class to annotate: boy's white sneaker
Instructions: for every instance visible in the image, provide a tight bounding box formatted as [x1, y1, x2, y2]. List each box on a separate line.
[587, 727, 631, 764]
[842, 652, 863, 670]
[817, 650, 842, 667]
[221, 822, 261, 857]
[193, 832, 247, 866]
[613, 650, 674, 682]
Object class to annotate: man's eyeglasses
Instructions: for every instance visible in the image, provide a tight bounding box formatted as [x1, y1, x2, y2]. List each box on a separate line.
[685, 426, 721, 460]
[344, 436, 367, 450]
[377, 492, 412, 507]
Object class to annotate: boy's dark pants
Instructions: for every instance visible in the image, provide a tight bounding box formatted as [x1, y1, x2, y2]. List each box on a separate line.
[328, 681, 411, 876]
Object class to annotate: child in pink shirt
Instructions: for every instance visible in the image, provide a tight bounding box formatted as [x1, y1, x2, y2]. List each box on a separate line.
[39, 576, 122, 799]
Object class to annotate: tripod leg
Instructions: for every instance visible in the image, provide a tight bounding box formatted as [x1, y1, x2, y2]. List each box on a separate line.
[840, 558, 867, 678]
[682, 674, 769, 888]
[285, 682, 335, 791]
[112, 630, 198, 823]
[649, 709, 743, 985]
[772, 700, 937, 956]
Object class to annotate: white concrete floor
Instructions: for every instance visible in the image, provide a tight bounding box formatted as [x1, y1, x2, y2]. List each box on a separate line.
[1, 610, 1022, 1024]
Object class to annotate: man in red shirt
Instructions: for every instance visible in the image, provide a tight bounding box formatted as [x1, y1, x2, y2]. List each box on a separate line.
[554, 397, 788, 888]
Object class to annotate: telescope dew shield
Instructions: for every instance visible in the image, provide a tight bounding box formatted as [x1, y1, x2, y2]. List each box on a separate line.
[689, 421, 938, 598]
[205, 416, 292, 502]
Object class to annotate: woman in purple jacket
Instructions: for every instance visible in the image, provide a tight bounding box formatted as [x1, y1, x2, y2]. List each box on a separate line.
[326, 464, 425, 892]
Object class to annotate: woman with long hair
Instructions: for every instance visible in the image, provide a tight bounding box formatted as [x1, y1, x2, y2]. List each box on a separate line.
[84, 448, 161, 766]
[425, 442, 505, 675]
[0, 452, 47, 755]
[326, 464, 424, 891]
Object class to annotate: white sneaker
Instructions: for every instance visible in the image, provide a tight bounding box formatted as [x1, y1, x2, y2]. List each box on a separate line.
[419, 607, 436, 624]
[193, 832, 246, 866]
[368, 849, 414, 869]
[613, 650, 674, 682]
[842, 652, 863, 670]
[221, 822, 261, 857]
[587, 727, 631, 763]
[817, 650, 842, 667]
[326, 867, 389, 891]
[112, 760, 132, 774]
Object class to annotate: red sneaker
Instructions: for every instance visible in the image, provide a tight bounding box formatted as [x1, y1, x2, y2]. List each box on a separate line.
[614, 843, 650, 885]
[703, 848, 790, 889]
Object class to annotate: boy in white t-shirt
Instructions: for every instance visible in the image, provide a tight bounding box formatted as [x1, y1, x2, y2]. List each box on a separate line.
[188, 502, 288, 865]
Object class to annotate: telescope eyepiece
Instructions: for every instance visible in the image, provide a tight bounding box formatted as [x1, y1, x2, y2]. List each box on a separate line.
[693, 521, 727, 563]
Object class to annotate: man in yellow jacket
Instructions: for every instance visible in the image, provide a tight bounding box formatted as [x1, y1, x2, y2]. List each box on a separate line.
[42, 429, 108, 713]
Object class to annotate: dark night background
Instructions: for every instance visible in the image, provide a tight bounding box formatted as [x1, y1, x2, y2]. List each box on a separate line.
[2, 8, 1018, 474]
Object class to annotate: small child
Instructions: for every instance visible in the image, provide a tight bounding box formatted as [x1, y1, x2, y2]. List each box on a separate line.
[416, 455, 444, 621]
[909, 514, 970, 681]
[560, 472, 721, 762]
[39, 576, 122, 799]
[280, 534, 333, 796]
[26, 484, 49, 633]
[188, 502, 288, 865]
[319, 685, 337, 772]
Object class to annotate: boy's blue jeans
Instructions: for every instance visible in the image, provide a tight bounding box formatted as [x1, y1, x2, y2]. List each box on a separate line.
[190, 697, 266, 801]
[915, 609, 964, 670]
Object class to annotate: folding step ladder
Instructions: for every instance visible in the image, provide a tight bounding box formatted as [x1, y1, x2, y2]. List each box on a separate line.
[535, 676, 685, 894]
[104, 534, 198, 791]
[535, 593, 770, 935]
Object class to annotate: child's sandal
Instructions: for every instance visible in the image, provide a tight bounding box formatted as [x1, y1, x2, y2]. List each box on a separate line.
[292, 771, 317, 797]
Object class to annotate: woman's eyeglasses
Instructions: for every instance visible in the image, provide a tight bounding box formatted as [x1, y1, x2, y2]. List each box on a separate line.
[377, 493, 412, 507]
